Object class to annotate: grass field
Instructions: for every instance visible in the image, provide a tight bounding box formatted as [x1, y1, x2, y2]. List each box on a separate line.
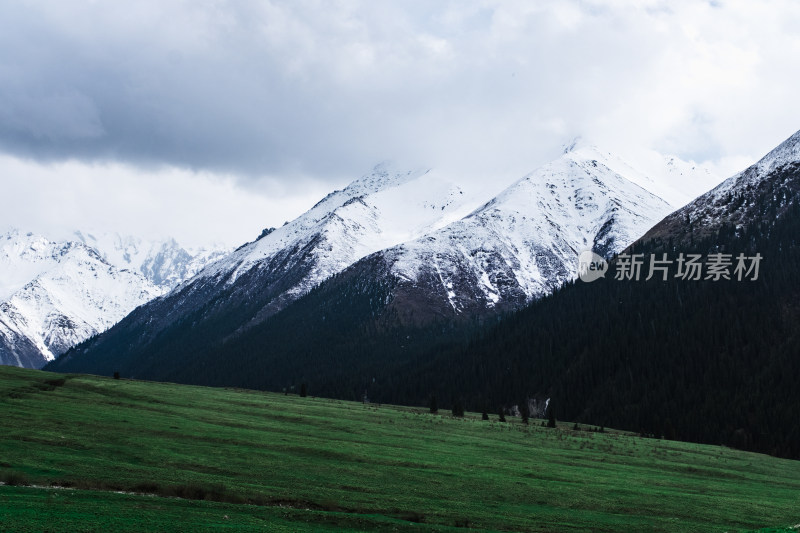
[1, 366, 798, 532]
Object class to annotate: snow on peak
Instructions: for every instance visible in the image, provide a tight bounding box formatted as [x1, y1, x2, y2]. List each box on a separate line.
[0, 229, 100, 301]
[561, 136, 589, 154]
[344, 162, 432, 197]
[670, 128, 800, 230]
[555, 141, 721, 209]
[0, 231, 164, 366]
[387, 148, 675, 312]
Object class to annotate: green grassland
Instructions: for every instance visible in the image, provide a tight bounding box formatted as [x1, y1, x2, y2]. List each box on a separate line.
[0, 366, 798, 532]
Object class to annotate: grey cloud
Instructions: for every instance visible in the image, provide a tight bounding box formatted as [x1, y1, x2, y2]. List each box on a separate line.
[0, 1, 799, 183]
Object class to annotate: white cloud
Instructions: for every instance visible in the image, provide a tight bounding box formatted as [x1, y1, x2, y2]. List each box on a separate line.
[0, 154, 334, 248]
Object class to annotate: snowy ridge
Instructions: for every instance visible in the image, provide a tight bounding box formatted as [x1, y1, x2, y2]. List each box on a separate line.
[0, 230, 73, 301]
[381, 147, 674, 314]
[43, 148, 696, 375]
[688, 129, 800, 221]
[748, 129, 800, 177]
[643, 128, 800, 242]
[41, 145, 717, 374]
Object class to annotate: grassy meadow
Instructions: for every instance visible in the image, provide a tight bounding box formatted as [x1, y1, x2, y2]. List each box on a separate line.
[0, 365, 798, 532]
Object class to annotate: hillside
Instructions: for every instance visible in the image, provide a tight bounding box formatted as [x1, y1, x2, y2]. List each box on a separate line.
[1, 366, 799, 532]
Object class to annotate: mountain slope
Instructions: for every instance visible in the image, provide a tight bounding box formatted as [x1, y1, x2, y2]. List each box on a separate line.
[191, 164, 471, 298]
[642, 128, 800, 243]
[574, 141, 722, 209]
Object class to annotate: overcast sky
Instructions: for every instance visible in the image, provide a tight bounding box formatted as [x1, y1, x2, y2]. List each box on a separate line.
[1, 0, 799, 248]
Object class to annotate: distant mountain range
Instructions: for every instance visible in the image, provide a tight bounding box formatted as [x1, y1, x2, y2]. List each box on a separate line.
[72, 231, 227, 290]
[0, 230, 226, 368]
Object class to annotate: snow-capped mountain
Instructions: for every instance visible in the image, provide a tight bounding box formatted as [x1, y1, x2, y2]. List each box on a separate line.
[0, 231, 162, 368]
[197, 164, 474, 291]
[0, 230, 227, 368]
[141, 163, 479, 328]
[175, 150, 680, 325]
[345, 145, 675, 318]
[72, 231, 229, 289]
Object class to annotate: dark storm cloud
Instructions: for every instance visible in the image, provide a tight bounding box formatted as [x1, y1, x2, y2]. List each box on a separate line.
[0, 1, 386, 176]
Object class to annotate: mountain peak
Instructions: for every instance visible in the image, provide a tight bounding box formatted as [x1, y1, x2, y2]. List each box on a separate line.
[561, 136, 590, 154]
[344, 162, 431, 197]
[559, 140, 627, 172]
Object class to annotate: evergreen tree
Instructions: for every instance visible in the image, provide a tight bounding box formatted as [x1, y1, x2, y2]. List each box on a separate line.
[300, 383, 307, 397]
[547, 404, 556, 428]
[520, 399, 530, 425]
[429, 394, 438, 414]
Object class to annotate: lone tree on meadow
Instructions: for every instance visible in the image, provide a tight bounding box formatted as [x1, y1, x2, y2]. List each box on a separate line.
[520, 399, 530, 425]
[300, 383, 308, 397]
